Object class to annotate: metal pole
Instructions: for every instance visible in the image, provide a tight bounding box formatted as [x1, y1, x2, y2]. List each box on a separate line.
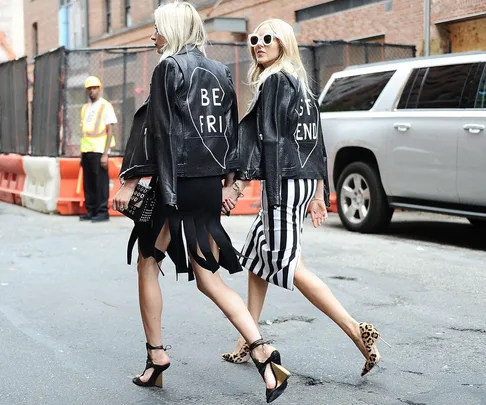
[424, 0, 431, 56]
[312, 45, 319, 94]
[62, 50, 68, 156]
[122, 49, 128, 148]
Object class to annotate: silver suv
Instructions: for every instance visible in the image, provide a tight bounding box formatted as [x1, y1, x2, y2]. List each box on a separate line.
[318, 52, 486, 233]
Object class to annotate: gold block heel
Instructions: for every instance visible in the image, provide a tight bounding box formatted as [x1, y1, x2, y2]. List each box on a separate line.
[271, 362, 291, 385]
[154, 372, 163, 388]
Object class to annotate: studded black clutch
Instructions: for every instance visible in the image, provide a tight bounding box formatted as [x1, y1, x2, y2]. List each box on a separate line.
[121, 180, 156, 223]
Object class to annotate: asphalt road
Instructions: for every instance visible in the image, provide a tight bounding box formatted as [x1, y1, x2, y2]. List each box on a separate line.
[0, 202, 485, 405]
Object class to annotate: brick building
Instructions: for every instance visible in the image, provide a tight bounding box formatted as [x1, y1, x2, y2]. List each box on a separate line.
[23, 0, 486, 59]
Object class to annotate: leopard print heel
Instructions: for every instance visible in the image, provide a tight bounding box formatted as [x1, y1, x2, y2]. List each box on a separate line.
[222, 342, 250, 364]
[359, 322, 390, 377]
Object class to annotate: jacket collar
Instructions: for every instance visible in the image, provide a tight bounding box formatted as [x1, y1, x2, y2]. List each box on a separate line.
[242, 71, 298, 119]
[175, 45, 203, 56]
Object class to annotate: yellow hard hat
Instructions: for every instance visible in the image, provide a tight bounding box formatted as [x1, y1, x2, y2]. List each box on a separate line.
[84, 76, 102, 89]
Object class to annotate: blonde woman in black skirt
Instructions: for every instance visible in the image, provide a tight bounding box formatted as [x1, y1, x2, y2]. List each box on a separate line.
[113, 3, 289, 402]
[221, 18, 388, 376]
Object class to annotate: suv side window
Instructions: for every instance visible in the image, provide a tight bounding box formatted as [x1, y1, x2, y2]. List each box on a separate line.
[398, 63, 482, 109]
[320, 71, 395, 112]
[474, 65, 486, 108]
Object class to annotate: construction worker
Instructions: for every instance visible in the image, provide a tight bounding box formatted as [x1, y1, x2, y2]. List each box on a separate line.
[79, 76, 117, 222]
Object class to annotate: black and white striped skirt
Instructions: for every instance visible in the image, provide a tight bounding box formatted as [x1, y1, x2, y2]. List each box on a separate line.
[240, 179, 317, 290]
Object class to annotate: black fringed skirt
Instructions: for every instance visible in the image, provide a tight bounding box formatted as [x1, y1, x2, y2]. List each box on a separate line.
[127, 176, 242, 280]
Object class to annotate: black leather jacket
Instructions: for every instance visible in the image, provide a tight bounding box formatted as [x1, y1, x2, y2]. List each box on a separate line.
[119, 47, 239, 206]
[236, 71, 330, 207]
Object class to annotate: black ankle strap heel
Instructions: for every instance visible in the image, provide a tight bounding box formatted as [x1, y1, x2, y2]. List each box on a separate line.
[146, 342, 172, 351]
[132, 342, 171, 388]
[249, 339, 290, 403]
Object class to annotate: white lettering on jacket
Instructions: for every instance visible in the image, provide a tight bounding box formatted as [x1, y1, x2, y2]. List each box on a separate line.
[200, 88, 222, 107]
[188, 67, 229, 169]
[294, 97, 320, 168]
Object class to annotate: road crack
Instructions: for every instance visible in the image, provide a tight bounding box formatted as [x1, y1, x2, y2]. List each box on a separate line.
[259, 315, 316, 325]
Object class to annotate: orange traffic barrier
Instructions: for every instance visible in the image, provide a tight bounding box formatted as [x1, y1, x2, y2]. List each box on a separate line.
[229, 183, 335, 216]
[0, 154, 26, 205]
[57, 157, 123, 216]
[107, 157, 123, 217]
[57, 158, 85, 215]
[231, 180, 261, 215]
[328, 192, 337, 213]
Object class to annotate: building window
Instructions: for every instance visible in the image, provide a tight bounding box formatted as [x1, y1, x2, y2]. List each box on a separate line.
[296, 0, 385, 23]
[105, 0, 112, 33]
[32, 22, 39, 56]
[125, 0, 132, 26]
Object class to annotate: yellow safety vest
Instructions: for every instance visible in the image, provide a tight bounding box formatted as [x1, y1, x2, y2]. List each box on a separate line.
[80, 98, 116, 153]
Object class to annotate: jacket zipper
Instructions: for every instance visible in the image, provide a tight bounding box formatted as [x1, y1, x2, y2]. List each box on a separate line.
[143, 128, 149, 161]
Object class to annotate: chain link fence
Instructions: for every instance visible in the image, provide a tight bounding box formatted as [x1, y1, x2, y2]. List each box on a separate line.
[312, 40, 416, 92]
[63, 46, 157, 157]
[4, 40, 415, 158]
[31, 48, 65, 157]
[0, 57, 29, 154]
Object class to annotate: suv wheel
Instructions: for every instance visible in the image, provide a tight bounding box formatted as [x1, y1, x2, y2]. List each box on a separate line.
[336, 162, 393, 233]
[467, 218, 486, 228]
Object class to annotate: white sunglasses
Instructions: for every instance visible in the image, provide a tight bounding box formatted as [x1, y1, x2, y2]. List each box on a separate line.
[248, 33, 279, 47]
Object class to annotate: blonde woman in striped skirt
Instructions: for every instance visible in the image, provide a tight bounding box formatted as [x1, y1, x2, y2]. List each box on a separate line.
[221, 19, 388, 377]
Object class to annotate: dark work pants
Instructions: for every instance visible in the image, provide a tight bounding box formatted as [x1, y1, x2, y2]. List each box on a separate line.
[81, 152, 109, 216]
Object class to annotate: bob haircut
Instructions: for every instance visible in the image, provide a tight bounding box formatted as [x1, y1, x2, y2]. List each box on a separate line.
[154, 1, 207, 61]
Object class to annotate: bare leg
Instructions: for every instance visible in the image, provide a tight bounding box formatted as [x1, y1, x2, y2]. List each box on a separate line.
[248, 271, 269, 324]
[137, 222, 171, 382]
[193, 238, 277, 388]
[230, 271, 269, 353]
[293, 257, 368, 359]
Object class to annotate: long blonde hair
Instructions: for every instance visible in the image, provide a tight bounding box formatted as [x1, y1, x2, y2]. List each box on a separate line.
[154, 1, 207, 62]
[248, 19, 312, 97]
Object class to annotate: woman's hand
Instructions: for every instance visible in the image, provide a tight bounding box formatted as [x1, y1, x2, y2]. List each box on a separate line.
[221, 186, 239, 214]
[113, 179, 139, 212]
[309, 198, 328, 228]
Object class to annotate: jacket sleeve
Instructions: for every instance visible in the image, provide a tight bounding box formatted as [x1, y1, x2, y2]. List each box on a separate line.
[146, 59, 179, 206]
[319, 117, 331, 208]
[226, 67, 239, 170]
[259, 73, 290, 207]
[119, 100, 159, 181]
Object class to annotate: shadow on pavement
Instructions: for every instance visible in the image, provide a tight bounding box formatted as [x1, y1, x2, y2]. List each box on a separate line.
[329, 216, 485, 251]
[384, 220, 485, 251]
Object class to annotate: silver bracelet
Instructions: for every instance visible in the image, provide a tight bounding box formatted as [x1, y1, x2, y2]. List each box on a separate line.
[232, 181, 244, 198]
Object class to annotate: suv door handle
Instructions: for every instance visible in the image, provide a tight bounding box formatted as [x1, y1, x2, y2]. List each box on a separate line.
[463, 124, 485, 134]
[394, 123, 411, 132]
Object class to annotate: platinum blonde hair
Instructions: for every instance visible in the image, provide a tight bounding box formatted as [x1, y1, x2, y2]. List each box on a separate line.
[248, 19, 312, 97]
[154, 1, 207, 62]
